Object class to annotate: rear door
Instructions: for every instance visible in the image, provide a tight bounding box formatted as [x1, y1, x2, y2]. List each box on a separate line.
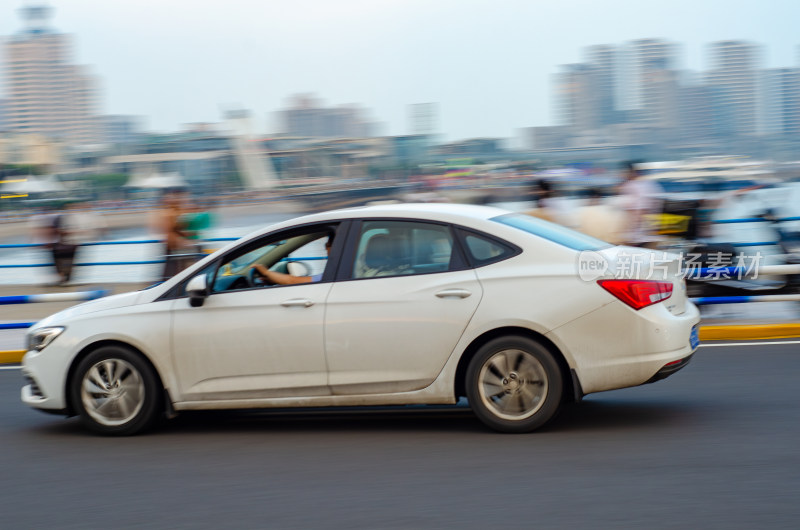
[324, 219, 483, 395]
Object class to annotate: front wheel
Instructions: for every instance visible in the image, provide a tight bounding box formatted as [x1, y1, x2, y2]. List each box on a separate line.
[466, 336, 563, 433]
[69, 346, 162, 436]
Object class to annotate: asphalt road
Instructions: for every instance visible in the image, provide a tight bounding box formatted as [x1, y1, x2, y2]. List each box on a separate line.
[1, 341, 799, 529]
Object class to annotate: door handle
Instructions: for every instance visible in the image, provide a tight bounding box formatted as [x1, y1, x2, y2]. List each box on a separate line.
[435, 289, 472, 299]
[281, 298, 314, 308]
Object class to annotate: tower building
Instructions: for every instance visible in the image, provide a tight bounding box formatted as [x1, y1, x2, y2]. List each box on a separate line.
[3, 5, 102, 145]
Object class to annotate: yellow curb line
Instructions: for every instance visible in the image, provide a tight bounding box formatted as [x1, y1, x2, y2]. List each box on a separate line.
[0, 350, 25, 364]
[699, 323, 800, 341]
[1, 324, 799, 365]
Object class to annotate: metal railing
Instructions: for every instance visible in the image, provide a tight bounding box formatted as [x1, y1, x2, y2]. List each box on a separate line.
[0, 237, 239, 268]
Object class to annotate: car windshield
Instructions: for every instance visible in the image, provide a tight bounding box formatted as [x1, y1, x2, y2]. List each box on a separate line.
[227, 243, 279, 272]
[492, 213, 612, 251]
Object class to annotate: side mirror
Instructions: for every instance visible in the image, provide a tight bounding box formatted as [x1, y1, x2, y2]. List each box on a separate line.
[186, 274, 209, 307]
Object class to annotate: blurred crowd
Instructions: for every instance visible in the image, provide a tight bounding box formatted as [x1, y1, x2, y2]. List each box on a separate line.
[15, 160, 800, 284]
[526, 162, 665, 247]
[28, 189, 215, 285]
[524, 161, 781, 250]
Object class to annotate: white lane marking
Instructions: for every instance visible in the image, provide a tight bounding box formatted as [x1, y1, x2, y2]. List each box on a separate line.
[699, 340, 800, 348]
[0, 365, 21, 370]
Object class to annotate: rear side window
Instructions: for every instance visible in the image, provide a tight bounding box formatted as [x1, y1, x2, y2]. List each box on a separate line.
[492, 213, 611, 251]
[459, 230, 518, 267]
[352, 220, 456, 279]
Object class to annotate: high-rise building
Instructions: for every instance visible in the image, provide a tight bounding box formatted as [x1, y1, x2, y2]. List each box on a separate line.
[409, 103, 438, 136]
[0, 99, 8, 132]
[281, 94, 373, 139]
[707, 41, 760, 136]
[554, 63, 599, 131]
[585, 45, 618, 126]
[678, 74, 715, 142]
[103, 115, 145, 145]
[2, 5, 102, 146]
[759, 68, 800, 136]
[628, 39, 680, 129]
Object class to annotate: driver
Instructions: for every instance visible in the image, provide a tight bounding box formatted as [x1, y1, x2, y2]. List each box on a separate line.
[250, 234, 332, 285]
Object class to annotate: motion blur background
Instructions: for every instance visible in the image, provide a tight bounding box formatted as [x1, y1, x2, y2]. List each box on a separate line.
[1, 0, 800, 287]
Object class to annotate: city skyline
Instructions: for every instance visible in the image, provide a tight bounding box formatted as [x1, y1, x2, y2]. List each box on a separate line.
[1, 0, 799, 142]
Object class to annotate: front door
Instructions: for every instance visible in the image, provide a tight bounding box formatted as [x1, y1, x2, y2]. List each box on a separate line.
[171, 224, 341, 401]
[171, 284, 332, 401]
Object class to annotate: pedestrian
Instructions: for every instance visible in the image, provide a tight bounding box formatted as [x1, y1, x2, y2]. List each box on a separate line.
[30, 205, 61, 285]
[60, 200, 108, 283]
[528, 179, 577, 227]
[617, 161, 663, 247]
[49, 202, 79, 285]
[577, 188, 625, 243]
[181, 196, 214, 244]
[158, 188, 193, 281]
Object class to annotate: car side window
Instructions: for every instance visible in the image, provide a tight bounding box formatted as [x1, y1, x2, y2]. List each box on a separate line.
[212, 225, 339, 292]
[459, 229, 518, 267]
[352, 221, 454, 279]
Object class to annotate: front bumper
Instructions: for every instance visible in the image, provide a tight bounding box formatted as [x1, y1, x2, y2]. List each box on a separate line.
[21, 346, 70, 412]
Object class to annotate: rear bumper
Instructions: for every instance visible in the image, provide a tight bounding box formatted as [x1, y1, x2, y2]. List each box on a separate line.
[643, 353, 693, 384]
[547, 301, 701, 394]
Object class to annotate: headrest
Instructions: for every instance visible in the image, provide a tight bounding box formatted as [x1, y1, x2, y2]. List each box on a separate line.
[364, 234, 401, 269]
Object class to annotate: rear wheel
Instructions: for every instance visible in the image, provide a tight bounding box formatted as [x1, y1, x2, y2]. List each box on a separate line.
[69, 346, 162, 436]
[466, 336, 563, 433]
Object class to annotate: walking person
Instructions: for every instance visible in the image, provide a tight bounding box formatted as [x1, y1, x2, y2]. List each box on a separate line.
[58, 200, 107, 284]
[180, 196, 215, 252]
[49, 204, 79, 286]
[30, 205, 63, 285]
[158, 188, 193, 281]
[618, 161, 663, 247]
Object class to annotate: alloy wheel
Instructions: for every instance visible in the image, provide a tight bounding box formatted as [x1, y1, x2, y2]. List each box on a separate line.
[80, 359, 145, 427]
[477, 348, 548, 421]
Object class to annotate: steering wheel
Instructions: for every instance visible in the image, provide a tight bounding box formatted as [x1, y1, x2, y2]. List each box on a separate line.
[247, 266, 273, 287]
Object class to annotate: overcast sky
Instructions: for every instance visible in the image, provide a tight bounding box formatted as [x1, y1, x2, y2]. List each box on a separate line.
[2, 0, 799, 140]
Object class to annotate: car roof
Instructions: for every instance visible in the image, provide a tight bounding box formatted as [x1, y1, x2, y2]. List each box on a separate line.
[289, 202, 512, 224]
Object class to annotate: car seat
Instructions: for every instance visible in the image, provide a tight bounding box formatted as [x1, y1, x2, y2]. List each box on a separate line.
[358, 234, 411, 278]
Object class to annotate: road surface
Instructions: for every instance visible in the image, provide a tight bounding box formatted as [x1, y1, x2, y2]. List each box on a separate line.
[1, 341, 798, 529]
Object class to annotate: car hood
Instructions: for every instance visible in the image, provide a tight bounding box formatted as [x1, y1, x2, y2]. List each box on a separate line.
[31, 290, 144, 330]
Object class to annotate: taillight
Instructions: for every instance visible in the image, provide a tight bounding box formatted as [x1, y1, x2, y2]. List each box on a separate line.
[597, 279, 673, 310]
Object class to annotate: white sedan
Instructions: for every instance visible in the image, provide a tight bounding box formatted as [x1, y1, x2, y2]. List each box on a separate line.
[21, 203, 699, 435]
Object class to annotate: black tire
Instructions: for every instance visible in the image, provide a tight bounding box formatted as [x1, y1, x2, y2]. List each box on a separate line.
[465, 335, 563, 433]
[69, 345, 162, 436]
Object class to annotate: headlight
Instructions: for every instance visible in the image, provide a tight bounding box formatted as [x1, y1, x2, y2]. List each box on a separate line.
[26, 327, 65, 352]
